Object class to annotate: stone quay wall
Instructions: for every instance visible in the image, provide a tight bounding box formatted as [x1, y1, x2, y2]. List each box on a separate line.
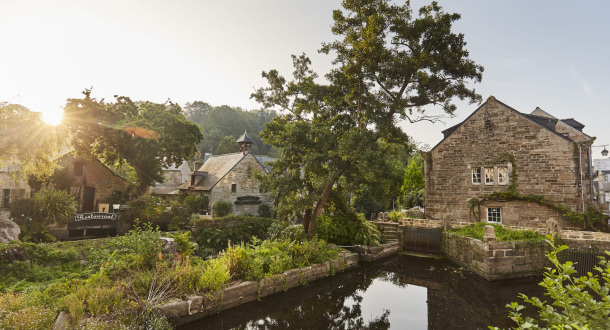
[443, 232, 548, 281]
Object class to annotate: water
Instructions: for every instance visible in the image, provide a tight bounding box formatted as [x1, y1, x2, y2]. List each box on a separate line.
[180, 254, 544, 329]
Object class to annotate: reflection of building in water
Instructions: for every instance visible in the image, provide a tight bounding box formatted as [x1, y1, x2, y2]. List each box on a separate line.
[184, 255, 543, 329]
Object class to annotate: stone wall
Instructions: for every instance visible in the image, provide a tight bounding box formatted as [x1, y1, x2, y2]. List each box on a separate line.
[210, 153, 271, 216]
[162, 251, 359, 326]
[424, 97, 591, 230]
[443, 232, 548, 281]
[348, 242, 400, 262]
[558, 230, 610, 252]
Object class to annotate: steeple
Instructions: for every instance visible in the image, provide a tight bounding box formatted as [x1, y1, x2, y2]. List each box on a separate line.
[236, 130, 253, 154]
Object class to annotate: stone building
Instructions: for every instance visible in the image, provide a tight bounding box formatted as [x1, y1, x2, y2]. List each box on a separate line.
[424, 96, 594, 230]
[150, 161, 191, 201]
[53, 153, 130, 212]
[180, 131, 272, 215]
[0, 164, 31, 209]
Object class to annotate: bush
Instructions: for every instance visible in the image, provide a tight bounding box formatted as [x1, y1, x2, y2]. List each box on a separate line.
[193, 216, 272, 257]
[450, 223, 544, 242]
[492, 239, 610, 329]
[34, 189, 77, 225]
[182, 195, 209, 214]
[316, 210, 381, 246]
[123, 195, 167, 226]
[213, 201, 233, 217]
[258, 203, 274, 218]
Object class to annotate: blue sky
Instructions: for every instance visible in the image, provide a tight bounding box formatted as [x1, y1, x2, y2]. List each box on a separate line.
[1, 0, 608, 155]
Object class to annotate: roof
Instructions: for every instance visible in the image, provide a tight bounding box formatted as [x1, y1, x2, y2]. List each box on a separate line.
[255, 155, 275, 174]
[432, 96, 592, 151]
[236, 130, 254, 144]
[190, 153, 247, 190]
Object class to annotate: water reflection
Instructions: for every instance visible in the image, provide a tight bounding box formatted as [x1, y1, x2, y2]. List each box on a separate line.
[181, 254, 543, 329]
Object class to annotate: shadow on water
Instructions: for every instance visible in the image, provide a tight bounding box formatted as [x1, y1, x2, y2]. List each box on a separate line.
[180, 254, 544, 330]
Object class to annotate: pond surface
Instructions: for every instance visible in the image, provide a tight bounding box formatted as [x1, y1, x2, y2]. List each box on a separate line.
[181, 254, 544, 329]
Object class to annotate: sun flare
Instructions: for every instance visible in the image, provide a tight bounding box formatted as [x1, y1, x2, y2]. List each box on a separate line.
[41, 109, 64, 126]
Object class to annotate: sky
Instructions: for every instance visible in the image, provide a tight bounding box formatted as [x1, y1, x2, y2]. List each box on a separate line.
[1, 0, 609, 155]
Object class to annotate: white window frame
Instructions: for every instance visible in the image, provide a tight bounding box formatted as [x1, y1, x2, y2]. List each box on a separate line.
[485, 167, 494, 185]
[472, 168, 482, 184]
[497, 166, 508, 185]
[487, 207, 502, 223]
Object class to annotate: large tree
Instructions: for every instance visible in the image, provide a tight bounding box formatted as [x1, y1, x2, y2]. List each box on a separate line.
[253, 0, 483, 236]
[64, 90, 203, 193]
[0, 103, 66, 178]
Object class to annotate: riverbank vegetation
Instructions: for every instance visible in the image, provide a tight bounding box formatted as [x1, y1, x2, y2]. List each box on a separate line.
[450, 223, 544, 242]
[0, 221, 341, 329]
[492, 239, 610, 329]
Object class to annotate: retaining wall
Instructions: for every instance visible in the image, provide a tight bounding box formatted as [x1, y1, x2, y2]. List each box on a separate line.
[443, 232, 548, 281]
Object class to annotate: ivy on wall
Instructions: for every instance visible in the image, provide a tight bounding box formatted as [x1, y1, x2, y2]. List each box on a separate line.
[468, 151, 609, 231]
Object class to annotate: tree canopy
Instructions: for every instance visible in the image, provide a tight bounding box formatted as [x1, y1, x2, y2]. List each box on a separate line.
[63, 90, 203, 193]
[183, 101, 278, 157]
[253, 0, 483, 236]
[0, 103, 67, 178]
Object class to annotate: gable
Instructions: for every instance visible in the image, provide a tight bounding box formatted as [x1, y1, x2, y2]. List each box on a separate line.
[431, 96, 589, 153]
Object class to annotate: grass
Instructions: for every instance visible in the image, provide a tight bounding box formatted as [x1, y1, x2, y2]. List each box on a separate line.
[450, 222, 544, 242]
[0, 223, 342, 328]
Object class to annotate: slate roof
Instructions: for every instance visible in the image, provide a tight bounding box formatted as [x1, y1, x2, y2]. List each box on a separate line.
[236, 130, 254, 144]
[187, 153, 247, 191]
[435, 97, 591, 149]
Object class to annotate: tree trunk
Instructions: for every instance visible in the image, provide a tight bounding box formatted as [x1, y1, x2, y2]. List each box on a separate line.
[302, 209, 313, 233]
[307, 174, 340, 238]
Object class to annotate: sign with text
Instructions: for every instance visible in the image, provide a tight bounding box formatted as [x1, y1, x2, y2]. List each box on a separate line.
[73, 212, 118, 222]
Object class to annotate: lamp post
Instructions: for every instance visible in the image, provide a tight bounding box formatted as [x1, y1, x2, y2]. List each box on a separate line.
[592, 144, 609, 157]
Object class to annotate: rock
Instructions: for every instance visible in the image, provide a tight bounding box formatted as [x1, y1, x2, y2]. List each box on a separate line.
[159, 237, 178, 255]
[52, 311, 71, 330]
[0, 215, 20, 244]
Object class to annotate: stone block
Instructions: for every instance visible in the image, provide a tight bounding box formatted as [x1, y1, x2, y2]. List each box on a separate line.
[186, 295, 203, 314]
[157, 299, 189, 318]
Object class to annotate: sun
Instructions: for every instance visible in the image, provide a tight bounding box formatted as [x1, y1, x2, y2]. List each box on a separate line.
[41, 109, 64, 126]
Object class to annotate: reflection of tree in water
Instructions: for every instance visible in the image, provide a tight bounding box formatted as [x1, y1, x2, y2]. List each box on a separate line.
[234, 272, 390, 330]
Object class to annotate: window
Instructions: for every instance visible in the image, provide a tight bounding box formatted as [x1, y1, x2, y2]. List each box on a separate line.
[472, 168, 482, 184]
[497, 167, 508, 185]
[487, 207, 502, 223]
[74, 161, 84, 176]
[485, 167, 494, 185]
[231, 183, 237, 193]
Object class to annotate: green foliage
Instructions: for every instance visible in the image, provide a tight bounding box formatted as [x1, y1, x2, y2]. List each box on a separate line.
[450, 223, 544, 242]
[222, 238, 340, 281]
[388, 210, 403, 222]
[316, 211, 381, 246]
[213, 200, 233, 217]
[64, 90, 203, 193]
[491, 239, 610, 329]
[0, 293, 56, 330]
[182, 101, 278, 157]
[34, 189, 77, 225]
[253, 0, 482, 236]
[258, 203, 274, 218]
[182, 194, 209, 214]
[166, 231, 196, 258]
[0, 102, 66, 179]
[193, 216, 272, 257]
[400, 153, 425, 208]
[87, 221, 162, 276]
[469, 191, 610, 231]
[123, 195, 167, 226]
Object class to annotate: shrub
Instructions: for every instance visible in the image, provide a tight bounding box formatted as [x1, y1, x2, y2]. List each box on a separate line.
[258, 203, 274, 218]
[213, 201, 233, 217]
[316, 210, 381, 246]
[388, 210, 403, 222]
[123, 195, 167, 226]
[182, 195, 209, 214]
[450, 223, 543, 242]
[492, 239, 610, 329]
[193, 216, 272, 257]
[34, 189, 77, 225]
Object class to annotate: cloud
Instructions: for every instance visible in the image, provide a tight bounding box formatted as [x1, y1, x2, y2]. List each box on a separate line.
[570, 66, 593, 97]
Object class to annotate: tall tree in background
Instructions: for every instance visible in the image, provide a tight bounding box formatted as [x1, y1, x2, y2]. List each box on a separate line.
[183, 102, 278, 156]
[0, 103, 66, 178]
[64, 90, 203, 193]
[401, 153, 425, 208]
[253, 0, 483, 236]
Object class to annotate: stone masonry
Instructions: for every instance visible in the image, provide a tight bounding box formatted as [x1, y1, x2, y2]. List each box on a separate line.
[425, 96, 593, 230]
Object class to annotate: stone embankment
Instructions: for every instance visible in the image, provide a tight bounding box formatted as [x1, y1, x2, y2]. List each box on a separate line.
[158, 242, 399, 326]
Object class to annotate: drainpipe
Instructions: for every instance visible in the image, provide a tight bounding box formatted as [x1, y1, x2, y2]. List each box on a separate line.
[588, 144, 595, 203]
[579, 144, 585, 229]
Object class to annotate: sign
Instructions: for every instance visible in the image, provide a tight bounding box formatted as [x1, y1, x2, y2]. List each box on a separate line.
[73, 212, 118, 222]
